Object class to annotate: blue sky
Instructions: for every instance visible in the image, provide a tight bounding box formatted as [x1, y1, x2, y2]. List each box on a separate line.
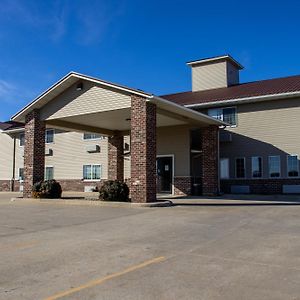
[1, 0, 300, 121]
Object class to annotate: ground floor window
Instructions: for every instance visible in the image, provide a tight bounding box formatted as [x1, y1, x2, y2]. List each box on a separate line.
[269, 156, 280, 178]
[251, 157, 262, 178]
[235, 158, 245, 178]
[83, 165, 101, 180]
[220, 158, 229, 179]
[19, 168, 24, 181]
[45, 167, 54, 180]
[287, 155, 299, 177]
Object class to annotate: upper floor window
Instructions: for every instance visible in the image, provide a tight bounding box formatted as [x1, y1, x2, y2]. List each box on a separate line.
[235, 158, 245, 178]
[251, 157, 262, 178]
[19, 133, 25, 146]
[287, 155, 299, 177]
[83, 133, 103, 140]
[269, 156, 280, 178]
[208, 107, 237, 126]
[45, 129, 54, 144]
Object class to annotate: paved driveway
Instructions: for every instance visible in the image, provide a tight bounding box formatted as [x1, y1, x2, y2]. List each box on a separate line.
[1, 193, 300, 299]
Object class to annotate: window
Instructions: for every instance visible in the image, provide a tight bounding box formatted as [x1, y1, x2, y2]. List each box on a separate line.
[251, 157, 262, 178]
[269, 156, 281, 178]
[287, 155, 299, 177]
[235, 158, 245, 178]
[45, 129, 54, 144]
[45, 167, 54, 180]
[208, 107, 237, 126]
[19, 168, 24, 181]
[19, 133, 25, 146]
[83, 133, 103, 140]
[220, 158, 229, 179]
[83, 165, 101, 180]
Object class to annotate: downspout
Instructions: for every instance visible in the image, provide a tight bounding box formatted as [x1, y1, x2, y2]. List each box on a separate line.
[11, 135, 16, 192]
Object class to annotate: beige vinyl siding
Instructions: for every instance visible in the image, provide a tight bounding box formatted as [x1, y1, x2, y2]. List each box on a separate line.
[0, 131, 14, 180]
[123, 125, 191, 177]
[217, 98, 300, 179]
[157, 125, 190, 176]
[40, 80, 131, 120]
[45, 130, 108, 180]
[192, 61, 227, 91]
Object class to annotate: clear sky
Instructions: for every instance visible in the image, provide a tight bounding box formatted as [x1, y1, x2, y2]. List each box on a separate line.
[1, 0, 300, 121]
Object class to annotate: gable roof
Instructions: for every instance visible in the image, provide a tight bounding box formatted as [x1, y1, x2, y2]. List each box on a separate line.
[12, 72, 152, 122]
[161, 74, 300, 107]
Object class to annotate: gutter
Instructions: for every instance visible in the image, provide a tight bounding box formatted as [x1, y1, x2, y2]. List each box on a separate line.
[184, 91, 300, 109]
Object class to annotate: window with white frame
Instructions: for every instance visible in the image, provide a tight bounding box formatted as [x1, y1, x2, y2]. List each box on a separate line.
[45, 167, 54, 180]
[208, 107, 237, 126]
[269, 156, 280, 178]
[235, 158, 245, 178]
[19, 133, 25, 146]
[287, 155, 299, 177]
[251, 157, 262, 178]
[220, 158, 229, 179]
[19, 168, 24, 181]
[83, 165, 101, 180]
[45, 129, 54, 144]
[83, 133, 103, 140]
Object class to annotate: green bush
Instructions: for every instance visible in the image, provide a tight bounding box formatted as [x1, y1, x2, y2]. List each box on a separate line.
[99, 180, 129, 202]
[32, 179, 62, 199]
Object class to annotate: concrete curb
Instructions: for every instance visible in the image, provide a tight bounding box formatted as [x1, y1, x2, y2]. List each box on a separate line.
[10, 198, 173, 208]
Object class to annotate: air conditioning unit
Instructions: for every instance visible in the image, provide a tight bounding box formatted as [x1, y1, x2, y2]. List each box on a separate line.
[45, 149, 53, 156]
[219, 132, 232, 143]
[86, 145, 100, 153]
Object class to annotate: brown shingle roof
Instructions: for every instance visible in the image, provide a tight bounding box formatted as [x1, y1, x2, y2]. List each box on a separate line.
[0, 121, 24, 131]
[161, 74, 300, 106]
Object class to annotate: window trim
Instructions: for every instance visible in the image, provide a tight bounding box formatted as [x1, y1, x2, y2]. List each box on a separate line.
[83, 164, 102, 181]
[18, 167, 24, 182]
[207, 106, 237, 127]
[268, 155, 281, 178]
[235, 157, 246, 179]
[287, 154, 299, 178]
[251, 156, 263, 178]
[82, 133, 103, 141]
[220, 157, 230, 179]
[19, 132, 25, 147]
[45, 165, 54, 180]
[45, 129, 55, 144]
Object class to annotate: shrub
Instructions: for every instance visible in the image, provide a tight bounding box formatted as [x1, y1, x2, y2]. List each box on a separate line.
[32, 179, 62, 199]
[99, 180, 129, 202]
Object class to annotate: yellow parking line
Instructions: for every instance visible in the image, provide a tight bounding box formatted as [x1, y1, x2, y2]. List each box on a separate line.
[44, 256, 166, 300]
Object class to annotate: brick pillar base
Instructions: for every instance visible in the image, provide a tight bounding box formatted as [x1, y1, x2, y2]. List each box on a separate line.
[24, 110, 45, 198]
[108, 132, 124, 181]
[130, 95, 156, 203]
[201, 125, 219, 196]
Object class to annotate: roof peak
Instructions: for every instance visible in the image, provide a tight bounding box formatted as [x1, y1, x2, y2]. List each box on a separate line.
[186, 54, 244, 70]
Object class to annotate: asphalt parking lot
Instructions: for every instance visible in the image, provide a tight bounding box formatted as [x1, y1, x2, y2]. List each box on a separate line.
[1, 193, 300, 300]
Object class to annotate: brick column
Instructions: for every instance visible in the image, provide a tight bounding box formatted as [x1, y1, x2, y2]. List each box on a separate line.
[24, 110, 45, 198]
[201, 125, 219, 196]
[108, 132, 124, 181]
[130, 95, 156, 203]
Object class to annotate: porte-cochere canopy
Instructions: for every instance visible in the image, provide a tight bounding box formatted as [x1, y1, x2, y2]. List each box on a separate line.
[12, 72, 225, 202]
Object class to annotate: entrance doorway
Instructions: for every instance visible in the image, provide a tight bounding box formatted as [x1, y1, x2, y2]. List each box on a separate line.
[157, 156, 173, 193]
